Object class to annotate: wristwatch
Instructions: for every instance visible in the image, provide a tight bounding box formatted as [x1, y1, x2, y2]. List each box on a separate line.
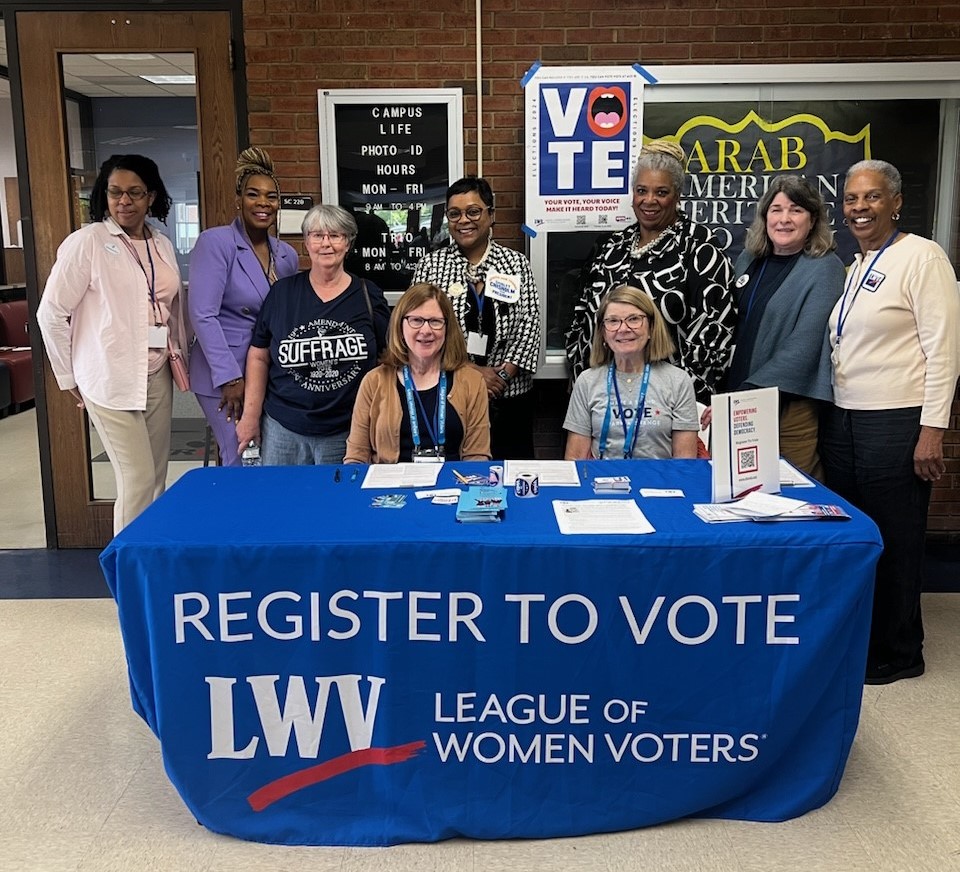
[496, 369, 511, 383]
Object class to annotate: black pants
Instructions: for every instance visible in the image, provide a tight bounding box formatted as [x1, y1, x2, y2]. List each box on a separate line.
[819, 406, 929, 670]
[489, 392, 536, 461]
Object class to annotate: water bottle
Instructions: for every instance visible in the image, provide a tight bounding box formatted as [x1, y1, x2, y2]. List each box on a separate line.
[241, 440, 261, 467]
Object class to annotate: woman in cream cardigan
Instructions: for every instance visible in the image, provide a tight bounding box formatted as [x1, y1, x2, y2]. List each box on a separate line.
[345, 283, 491, 464]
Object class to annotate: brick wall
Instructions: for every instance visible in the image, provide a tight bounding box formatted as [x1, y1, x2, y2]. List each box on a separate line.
[243, 0, 960, 535]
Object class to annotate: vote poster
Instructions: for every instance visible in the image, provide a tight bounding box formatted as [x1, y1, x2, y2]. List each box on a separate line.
[319, 89, 463, 293]
[523, 65, 646, 234]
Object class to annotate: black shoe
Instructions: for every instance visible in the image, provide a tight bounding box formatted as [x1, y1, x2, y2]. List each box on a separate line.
[865, 660, 925, 685]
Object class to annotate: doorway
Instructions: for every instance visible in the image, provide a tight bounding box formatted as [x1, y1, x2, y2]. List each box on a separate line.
[16, 9, 238, 547]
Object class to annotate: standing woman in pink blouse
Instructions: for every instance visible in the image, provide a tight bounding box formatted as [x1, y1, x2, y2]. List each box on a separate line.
[38, 154, 186, 534]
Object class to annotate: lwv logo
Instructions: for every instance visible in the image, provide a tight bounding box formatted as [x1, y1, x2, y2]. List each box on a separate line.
[205, 673, 425, 811]
[207, 673, 384, 759]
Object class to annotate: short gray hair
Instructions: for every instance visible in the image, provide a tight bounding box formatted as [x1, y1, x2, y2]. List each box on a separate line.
[301, 204, 358, 242]
[845, 160, 901, 196]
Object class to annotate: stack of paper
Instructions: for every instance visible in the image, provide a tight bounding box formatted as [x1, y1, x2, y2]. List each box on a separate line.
[693, 491, 808, 523]
[593, 475, 631, 494]
[754, 503, 851, 522]
[553, 499, 654, 535]
[780, 459, 816, 488]
[455, 486, 507, 523]
[503, 460, 580, 487]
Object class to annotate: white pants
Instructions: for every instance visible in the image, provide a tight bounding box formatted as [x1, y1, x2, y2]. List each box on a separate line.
[83, 367, 173, 534]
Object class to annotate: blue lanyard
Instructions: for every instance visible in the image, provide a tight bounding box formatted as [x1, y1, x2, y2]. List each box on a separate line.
[402, 367, 447, 450]
[598, 362, 651, 459]
[740, 258, 768, 324]
[836, 231, 899, 343]
[468, 281, 484, 319]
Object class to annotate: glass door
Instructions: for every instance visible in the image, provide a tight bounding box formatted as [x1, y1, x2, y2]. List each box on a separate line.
[17, 10, 237, 546]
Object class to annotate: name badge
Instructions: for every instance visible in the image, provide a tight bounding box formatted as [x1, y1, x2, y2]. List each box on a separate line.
[485, 273, 520, 304]
[467, 331, 489, 356]
[148, 324, 169, 349]
[413, 447, 445, 464]
[862, 270, 885, 292]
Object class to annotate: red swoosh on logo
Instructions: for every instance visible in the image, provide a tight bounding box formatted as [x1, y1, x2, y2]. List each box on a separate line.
[247, 740, 426, 812]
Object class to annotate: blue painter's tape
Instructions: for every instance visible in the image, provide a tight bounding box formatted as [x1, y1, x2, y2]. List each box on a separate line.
[521, 224, 537, 238]
[633, 64, 658, 85]
[520, 61, 542, 88]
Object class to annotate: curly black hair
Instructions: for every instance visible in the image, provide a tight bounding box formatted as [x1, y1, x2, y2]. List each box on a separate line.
[89, 154, 173, 224]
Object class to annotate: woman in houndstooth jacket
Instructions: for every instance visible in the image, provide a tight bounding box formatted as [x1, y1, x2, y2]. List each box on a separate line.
[413, 176, 541, 460]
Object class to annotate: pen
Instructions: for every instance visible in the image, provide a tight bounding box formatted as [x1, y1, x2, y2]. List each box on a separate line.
[334, 467, 341, 483]
[451, 469, 469, 485]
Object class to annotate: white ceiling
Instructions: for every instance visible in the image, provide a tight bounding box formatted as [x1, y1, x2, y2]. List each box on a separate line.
[0, 25, 196, 98]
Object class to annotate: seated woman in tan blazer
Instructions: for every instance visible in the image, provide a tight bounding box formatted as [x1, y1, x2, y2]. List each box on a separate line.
[345, 283, 491, 464]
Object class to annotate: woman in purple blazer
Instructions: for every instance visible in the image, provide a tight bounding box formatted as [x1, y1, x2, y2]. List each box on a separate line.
[188, 148, 300, 465]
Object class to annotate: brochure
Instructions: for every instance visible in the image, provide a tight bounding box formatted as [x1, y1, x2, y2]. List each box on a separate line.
[455, 486, 507, 523]
[710, 386, 780, 503]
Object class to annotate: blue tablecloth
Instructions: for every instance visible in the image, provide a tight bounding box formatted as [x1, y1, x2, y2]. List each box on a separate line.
[100, 459, 882, 846]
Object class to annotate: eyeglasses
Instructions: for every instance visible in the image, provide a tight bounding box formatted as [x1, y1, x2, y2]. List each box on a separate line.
[106, 187, 149, 201]
[603, 314, 648, 331]
[403, 315, 446, 330]
[445, 206, 490, 222]
[306, 231, 347, 243]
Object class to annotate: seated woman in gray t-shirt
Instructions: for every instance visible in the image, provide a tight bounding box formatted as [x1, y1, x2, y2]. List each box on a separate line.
[564, 285, 699, 460]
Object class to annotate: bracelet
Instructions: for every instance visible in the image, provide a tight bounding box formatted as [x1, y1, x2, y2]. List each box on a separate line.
[223, 378, 242, 388]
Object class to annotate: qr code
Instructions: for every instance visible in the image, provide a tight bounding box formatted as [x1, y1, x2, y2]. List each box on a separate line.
[598, 214, 608, 225]
[737, 445, 759, 474]
[576, 214, 586, 225]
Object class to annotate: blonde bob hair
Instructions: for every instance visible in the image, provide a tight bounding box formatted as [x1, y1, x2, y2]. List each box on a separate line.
[381, 283, 468, 371]
[589, 285, 675, 368]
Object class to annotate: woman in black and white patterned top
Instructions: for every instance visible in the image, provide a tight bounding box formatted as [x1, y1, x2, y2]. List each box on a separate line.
[565, 141, 736, 403]
[412, 176, 541, 459]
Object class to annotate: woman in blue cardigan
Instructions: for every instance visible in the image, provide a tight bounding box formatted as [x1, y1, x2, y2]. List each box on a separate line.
[723, 175, 845, 479]
[188, 148, 300, 465]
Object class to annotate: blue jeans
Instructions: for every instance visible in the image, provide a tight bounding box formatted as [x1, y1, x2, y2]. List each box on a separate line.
[260, 413, 347, 466]
[819, 406, 929, 669]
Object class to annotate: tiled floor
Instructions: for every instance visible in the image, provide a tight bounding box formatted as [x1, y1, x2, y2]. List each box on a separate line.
[0, 403, 205, 549]
[3, 406, 960, 869]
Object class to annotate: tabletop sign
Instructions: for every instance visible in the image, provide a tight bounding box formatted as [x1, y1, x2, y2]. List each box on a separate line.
[710, 386, 781, 503]
[277, 194, 313, 237]
[319, 88, 464, 296]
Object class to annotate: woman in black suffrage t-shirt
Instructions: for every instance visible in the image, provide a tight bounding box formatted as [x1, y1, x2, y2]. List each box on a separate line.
[237, 204, 389, 465]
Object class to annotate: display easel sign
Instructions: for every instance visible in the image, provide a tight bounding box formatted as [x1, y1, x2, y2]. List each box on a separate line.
[710, 386, 780, 503]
